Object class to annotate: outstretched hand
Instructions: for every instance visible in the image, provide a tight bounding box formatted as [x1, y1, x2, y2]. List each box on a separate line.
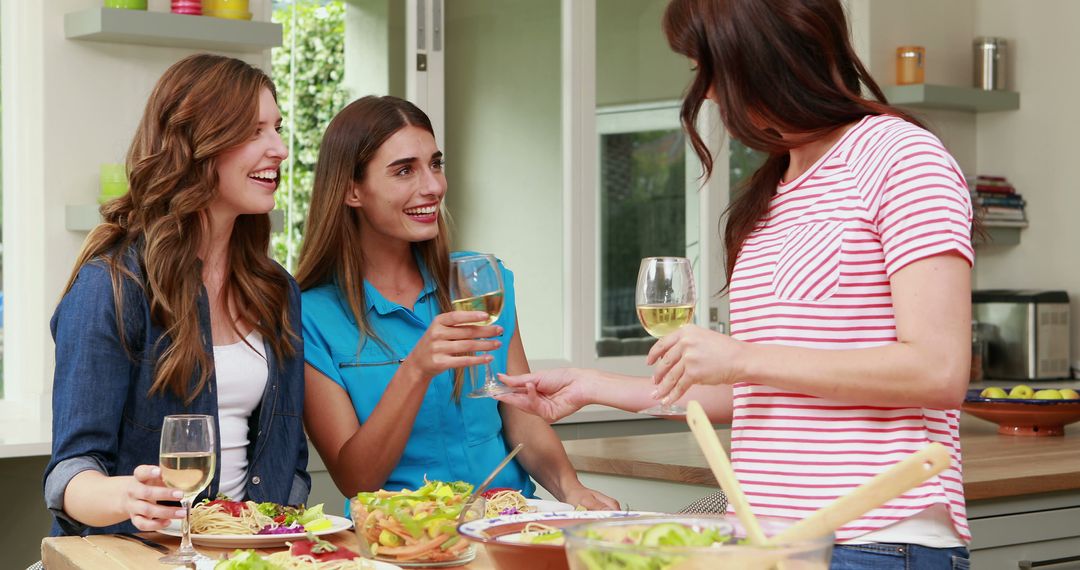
[494, 368, 592, 423]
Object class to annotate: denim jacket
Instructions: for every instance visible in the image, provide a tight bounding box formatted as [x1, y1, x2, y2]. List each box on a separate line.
[44, 247, 309, 536]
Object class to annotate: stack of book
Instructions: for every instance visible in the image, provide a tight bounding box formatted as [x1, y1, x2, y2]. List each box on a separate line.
[970, 175, 1027, 228]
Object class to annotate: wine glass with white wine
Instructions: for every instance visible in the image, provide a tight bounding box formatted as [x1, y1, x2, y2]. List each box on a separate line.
[449, 254, 514, 398]
[158, 414, 216, 565]
[636, 256, 697, 416]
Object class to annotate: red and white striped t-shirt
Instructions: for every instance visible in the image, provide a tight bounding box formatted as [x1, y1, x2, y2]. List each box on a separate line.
[727, 114, 974, 543]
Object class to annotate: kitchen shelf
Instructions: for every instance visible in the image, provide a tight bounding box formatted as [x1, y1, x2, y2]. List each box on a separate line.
[882, 84, 1020, 113]
[978, 221, 1027, 246]
[66, 204, 285, 233]
[64, 7, 282, 52]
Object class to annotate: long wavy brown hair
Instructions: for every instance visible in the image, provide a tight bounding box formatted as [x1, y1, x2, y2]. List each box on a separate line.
[295, 96, 461, 396]
[63, 54, 297, 404]
[662, 0, 932, 283]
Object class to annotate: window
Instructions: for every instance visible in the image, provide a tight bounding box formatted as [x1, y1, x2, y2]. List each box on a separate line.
[596, 104, 693, 357]
[270, 0, 350, 271]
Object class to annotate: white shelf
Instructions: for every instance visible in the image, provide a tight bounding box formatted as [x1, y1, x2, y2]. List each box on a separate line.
[979, 221, 1027, 246]
[64, 7, 282, 52]
[66, 204, 285, 233]
[882, 84, 1020, 113]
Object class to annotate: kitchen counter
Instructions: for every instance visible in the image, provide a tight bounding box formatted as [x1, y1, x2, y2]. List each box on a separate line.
[562, 414, 1080, 501]
[561, 412, 1080, 569]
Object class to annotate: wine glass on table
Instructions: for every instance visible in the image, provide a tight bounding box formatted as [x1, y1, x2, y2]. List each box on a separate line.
[450, 253, 514, 398]
[636, 256, 697, 416]
[157, 414, 216, 565]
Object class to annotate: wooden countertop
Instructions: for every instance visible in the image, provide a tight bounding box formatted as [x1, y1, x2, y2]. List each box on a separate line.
[42, 531, 496, 570]
[563, 414, 1080, 501]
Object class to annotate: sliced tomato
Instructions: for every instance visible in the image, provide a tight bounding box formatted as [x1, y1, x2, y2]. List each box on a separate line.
[205, 499, 247, 517]
[481, 487, 517, 499]
[290, 539, 359, 561]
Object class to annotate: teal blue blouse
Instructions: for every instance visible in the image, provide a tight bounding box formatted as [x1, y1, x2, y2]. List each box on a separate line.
[301, 251, 536, 499]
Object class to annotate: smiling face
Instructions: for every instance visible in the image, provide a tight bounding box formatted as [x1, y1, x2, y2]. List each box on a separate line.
[347, 124, 446, 245]
[210, 87, 287, 219]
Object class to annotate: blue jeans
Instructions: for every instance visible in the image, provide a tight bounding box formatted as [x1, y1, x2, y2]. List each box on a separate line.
[831, 543, 970, 570]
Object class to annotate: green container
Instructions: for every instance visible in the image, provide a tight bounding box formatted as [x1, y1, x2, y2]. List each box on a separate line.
[104, 0, 148, 9]
[99, 163, 129, 204]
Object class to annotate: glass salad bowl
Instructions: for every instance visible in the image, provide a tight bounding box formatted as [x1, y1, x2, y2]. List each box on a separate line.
[563, 515, 834, 570]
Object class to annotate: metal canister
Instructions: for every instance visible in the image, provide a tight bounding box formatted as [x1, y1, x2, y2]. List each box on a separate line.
[974, 37, 1007, 90]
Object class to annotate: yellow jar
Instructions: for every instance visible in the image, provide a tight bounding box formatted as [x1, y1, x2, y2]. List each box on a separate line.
[896, 46, 925, 85]
[202, 0, 251, 19]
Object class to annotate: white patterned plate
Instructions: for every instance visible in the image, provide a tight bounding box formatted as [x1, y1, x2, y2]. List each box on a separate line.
[160, 514, 353, 548]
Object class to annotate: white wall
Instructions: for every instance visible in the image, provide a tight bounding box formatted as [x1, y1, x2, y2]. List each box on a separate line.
[444, 0, 565, 361]
[849, 0, 978, 174]
[3, 1, 271, 411]
[973, 0, 1080, 363]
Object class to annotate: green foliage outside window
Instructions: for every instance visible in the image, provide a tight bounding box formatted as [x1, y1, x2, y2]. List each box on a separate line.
[271, 1, 350, 270]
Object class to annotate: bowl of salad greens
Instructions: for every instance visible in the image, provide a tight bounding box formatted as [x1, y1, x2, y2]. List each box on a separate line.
[457, 510, 651, 570]
[352, 480, 482, 567]
[564, 515, 833, 570]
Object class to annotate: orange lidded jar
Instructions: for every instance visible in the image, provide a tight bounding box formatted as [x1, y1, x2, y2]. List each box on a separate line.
[896, 46, 925, 85]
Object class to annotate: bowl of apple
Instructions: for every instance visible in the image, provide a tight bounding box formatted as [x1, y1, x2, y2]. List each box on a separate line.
[963, 386, 1080, 436]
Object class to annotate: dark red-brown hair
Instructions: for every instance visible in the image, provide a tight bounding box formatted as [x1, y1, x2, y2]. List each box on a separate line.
[662, 0, 926, 282]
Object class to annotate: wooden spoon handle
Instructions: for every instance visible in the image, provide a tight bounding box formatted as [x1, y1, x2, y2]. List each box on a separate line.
[769, 442, 952, 545]
[686, 400, 768, 545]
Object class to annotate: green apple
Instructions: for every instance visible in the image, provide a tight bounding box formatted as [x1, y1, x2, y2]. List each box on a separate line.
[1008, 385, 1034, 399]
[1034, 389, 1063, 400]
[980, 387, 1008, 399]
[1059, 389, 1080, 400]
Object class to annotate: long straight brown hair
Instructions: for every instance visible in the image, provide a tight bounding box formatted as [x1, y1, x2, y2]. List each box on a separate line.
[64, 54, 297, 404]
[662, 0, 929, 282]
[294, 96, 461, 396]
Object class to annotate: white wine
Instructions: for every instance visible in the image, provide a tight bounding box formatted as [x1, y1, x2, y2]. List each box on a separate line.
[451, 291, 505, 325]
[160, 451, 215, 497]
[637, 304, 695, 338]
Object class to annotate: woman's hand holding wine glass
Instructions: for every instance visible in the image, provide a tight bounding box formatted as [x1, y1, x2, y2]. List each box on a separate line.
[157, 414, 216, 565]
[449, 254, 515, 398]
[404, 311, 503, 381]
[647, 323, 746, 404]
[121, 464, 187, 531]
[636, 256, 697, 416]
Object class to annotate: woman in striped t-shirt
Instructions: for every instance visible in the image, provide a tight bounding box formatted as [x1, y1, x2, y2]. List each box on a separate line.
[498, 1, 974, 568]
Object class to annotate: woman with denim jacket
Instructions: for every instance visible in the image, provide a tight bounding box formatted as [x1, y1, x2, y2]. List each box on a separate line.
[294, 96, 616, 511]
[44, 54, 309, 536]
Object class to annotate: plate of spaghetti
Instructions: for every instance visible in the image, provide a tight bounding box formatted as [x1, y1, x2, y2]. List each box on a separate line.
[480, 488, 573, 517]
[162, 499, 353, 547]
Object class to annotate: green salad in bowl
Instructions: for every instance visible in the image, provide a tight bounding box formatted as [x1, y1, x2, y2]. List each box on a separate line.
[564, 516, 833, 570]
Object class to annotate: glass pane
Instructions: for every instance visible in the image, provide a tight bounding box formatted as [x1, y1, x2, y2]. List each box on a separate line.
[270, 0, 352, 272]
[729, 138, 767, 194]
[597, 128, 686, 357]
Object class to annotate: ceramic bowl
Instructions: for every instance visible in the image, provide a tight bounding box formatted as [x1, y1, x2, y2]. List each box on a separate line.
[457, 511, 651, 570]
[963, 387, 1080, 436]
[564, 515, 834, 570]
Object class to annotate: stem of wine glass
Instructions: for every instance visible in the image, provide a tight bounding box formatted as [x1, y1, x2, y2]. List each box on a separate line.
[482, 360, 497, 390]
[178, 496, 195, 555]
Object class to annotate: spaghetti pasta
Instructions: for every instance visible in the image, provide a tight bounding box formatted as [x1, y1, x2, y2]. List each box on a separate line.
[190, 500, 276, 534]
[483, 490, 533, 517]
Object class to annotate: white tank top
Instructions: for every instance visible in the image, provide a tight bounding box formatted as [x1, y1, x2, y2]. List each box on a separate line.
[213, 330, 268, 501]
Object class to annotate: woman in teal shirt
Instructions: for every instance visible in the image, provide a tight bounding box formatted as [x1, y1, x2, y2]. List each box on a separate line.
[295, 95, 617, 510]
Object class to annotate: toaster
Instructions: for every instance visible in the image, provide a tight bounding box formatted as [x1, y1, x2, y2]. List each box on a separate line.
[972, 290, 1071, 380]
